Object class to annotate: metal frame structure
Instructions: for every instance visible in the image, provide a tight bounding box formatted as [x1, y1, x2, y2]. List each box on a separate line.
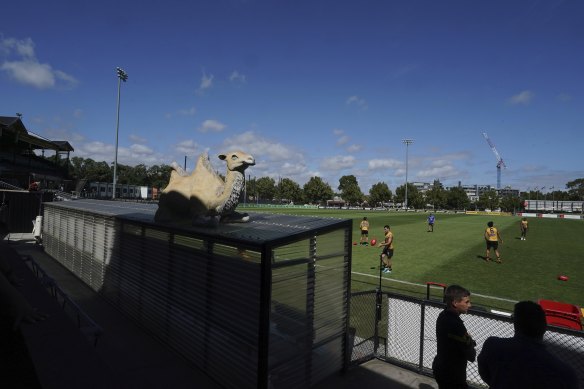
[42, 199, 352, 389]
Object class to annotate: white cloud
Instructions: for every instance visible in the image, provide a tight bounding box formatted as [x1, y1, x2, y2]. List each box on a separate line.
[557, 93, 572, 102]
[333, 128, 344, 136]
[0, 37, 35, 58]
[347, 144, 362, 153]
[129, 134, 147, 143]
[175, 139, 200, 155]
[229, 70, 246, 83]
[0, 36, 77, 89]
[336, 135, 349, 146]
[196, 69, 213, 94]
[508, 90, 534, 105]
[198, 119, 226, 133]
[130, 144, 153, 154]
[2, 60, 56, 89]
[346, 95, 368, 110]
[179, 106, 197, 116]
[392, 63, 419, 78]
[368, 158, 402, 170]
[321, 155, 356, 170]
[417, 165, 460, 179]
[221, 131, 303, 162]
[280, 161, 308, 176]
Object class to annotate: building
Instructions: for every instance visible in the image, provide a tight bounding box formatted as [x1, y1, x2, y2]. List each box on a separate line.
[0, 116, 73, 189]
[87, 182, 155, 200]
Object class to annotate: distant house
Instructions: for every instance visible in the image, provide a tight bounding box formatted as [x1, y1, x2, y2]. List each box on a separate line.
[326, 196, 345, 208]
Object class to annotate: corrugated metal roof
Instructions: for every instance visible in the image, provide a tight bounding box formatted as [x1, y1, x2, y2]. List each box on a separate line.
[1, 116, 74, 151]
[44, 199, 350, 244]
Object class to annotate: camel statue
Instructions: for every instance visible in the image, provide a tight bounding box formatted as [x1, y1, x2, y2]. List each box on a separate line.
[154, 150, 255, 224]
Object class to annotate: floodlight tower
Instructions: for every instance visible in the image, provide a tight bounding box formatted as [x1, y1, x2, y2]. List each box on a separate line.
[482, 132, 507, 189]
[112, 67, 128, 200]
[402, 139, 414, 209]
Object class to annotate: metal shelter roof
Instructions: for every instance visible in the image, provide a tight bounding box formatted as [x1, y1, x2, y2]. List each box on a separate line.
[44, 199, 350, 244]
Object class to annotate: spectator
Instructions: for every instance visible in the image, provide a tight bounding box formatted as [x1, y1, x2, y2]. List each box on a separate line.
[478, 301, 578, 389]
[432, 284, 476, 389]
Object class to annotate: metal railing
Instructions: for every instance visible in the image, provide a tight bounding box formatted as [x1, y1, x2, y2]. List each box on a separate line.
[22, 255, 103, 346]
[349, 289, 584, 388]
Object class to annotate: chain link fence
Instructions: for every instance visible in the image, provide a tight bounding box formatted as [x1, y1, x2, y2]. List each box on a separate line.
[350, 289, 584, 388]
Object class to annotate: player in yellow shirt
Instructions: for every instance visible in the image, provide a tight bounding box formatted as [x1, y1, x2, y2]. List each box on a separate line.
[379, 225, 394, 274]
[520, 217, 528, 241]
[484, 221, 503, 263]
[359, 217, 370, 245]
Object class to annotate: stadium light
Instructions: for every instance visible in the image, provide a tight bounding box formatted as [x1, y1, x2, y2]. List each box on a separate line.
[112, 67, 128, 200]
[402, 139, 414, 209]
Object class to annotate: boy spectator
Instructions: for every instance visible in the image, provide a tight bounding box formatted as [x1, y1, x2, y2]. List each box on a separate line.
[432, 284, 476, 389]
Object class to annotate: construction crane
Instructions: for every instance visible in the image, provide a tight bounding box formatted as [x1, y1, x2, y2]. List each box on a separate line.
[482, 132, 507, 189]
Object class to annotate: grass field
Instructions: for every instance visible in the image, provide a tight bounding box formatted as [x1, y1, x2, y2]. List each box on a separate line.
[242, 207, 584, 312]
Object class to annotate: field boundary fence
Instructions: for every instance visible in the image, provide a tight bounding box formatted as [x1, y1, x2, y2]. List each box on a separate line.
[349, 290, 584, 388]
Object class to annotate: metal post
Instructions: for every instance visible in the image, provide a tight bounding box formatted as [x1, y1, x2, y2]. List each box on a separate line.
[402, 139, 414, 210]
[112, 67, 128, 200]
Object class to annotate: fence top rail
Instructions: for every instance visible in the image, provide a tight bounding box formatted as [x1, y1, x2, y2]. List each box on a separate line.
[351, 289, 584, 338]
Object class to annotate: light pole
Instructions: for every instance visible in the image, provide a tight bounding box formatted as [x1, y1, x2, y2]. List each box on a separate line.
[550, 186, 555, 213]
[402, 139, 414, 210]
[112, 67, 128, 200]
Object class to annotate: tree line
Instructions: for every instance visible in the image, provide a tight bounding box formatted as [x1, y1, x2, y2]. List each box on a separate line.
[66, 156, 584, 212]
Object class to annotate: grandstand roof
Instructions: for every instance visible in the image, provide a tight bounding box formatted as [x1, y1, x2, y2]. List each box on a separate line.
[0, 116, 74, 152]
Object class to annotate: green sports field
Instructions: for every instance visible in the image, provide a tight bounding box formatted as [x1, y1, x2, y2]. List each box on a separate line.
[242, 207, 584, 312]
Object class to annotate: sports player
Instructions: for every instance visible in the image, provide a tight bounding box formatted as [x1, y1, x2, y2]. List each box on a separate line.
[520, 217, 528, 241]
[379, 225, 394, 273]
[484, 221, 503, 263]
[359, 217, 370, 245]
[428, 213, 435, 232]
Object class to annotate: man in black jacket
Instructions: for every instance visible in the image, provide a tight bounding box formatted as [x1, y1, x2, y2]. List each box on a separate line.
[478, 301, 578, 389]
[432, 284, 476, 389]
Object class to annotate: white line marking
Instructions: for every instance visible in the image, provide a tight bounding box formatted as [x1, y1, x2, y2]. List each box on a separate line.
[351, 271, 518, 303]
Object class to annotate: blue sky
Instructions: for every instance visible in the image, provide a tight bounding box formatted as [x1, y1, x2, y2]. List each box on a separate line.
[1, 0, 582, 193]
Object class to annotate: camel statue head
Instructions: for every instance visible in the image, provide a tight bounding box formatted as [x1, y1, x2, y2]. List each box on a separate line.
[219, 151, 256, 173]
[155, 150, 255, 224]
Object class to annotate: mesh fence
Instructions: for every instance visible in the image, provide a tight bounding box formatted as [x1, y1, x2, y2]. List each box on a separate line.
[348, 291, 378, 364]
[350, 290, 584, 388]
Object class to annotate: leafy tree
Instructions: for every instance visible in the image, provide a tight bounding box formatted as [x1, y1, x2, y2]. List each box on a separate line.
[256, 176, 276, 202]
[115, 164, 132, 184]
[93, 161, 113, 183]
[303, 176, 334, 205]
[500, 195, 522, 212]
[424, 180, 447, 210]
[69, 156, 86, 180]
[368, 182, 392, 207]
[566, 178, 584, 200]
[338, 175, 363, 206]
[477, 189, 500, 210]
[395, 183, 422, 209]
[446, 186, 470, 210]
[277, 178, 303, 204]
[147, 164, 172, 189]
[124, 164, 148, 185]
